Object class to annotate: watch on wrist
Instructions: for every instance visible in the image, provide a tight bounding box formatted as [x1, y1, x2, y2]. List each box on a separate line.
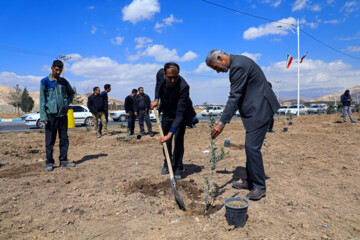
[218, 122, 225, 128]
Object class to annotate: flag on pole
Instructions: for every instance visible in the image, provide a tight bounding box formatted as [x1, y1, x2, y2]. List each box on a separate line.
[300, 51, 308, 63]
[286, 54, 293, 69]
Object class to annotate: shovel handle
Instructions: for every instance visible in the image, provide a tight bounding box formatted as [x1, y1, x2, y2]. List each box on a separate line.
[153, 110, 174, 180]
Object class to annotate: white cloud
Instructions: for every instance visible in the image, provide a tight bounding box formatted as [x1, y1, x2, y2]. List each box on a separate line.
[243, 17, 296, 40]
[346, 46, 360, 52]
[292, 0, 309, 11]
[134, 37, 153, 49]
[324, 19, 341, 24]
[194, 62, 212, 74]
[154, 14, 182, 32]
[272, 0, 282, 7]
[241, 52, 262, 62]
[90, 26, 97, 34]
[127, 44, 198, 62]
[88, 5, 95, 10]
[67, 53, 83, 61]
[311, 5, 321, 11]
[122, 0, 160, 24]
[262, 59, 360, 91]
[0, 72, 42, 92]
[341, 1, 358, 14]
[110, 36, 124, 45]
[260, 0, 282, 8]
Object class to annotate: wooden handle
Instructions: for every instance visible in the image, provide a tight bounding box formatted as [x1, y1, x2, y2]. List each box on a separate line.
[154, 110, 174, 179]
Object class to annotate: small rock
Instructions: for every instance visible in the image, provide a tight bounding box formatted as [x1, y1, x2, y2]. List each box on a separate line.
[194, 217, 199, 222]
[171, 219, 179, 224]
[354, 227, 360, 233]
[327, 214, 336, 219]
[322, 224, 331, 228]
[189, 179, 195, 183]
[38, 159, 44, 162]
[321, 235, 329, 240]
[301, 223, 309, 229]
[65, 181, 71, 184]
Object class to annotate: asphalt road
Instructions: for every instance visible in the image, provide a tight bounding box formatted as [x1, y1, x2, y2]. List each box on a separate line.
[0, 115, 240, 133]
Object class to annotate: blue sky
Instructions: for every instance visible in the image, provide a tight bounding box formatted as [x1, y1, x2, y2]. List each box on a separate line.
[0, 0, 359, 104]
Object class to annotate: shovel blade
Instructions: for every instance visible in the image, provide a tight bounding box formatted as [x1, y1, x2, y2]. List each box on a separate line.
[171, 178, 186, 211]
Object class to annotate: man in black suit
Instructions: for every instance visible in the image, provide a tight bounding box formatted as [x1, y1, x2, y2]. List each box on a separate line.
[206, 50, 280, 200]
[151, 62, 195, 180]
[125, 89, 137, 135]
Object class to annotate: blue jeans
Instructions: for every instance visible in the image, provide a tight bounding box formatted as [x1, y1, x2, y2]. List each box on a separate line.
[343, 106, 354, 122]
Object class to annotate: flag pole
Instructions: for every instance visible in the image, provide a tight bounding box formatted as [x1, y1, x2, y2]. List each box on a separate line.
[297, 18, 300, 116]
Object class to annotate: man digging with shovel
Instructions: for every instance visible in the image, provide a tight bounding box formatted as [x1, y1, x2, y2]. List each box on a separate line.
[151, 62, 195, 180]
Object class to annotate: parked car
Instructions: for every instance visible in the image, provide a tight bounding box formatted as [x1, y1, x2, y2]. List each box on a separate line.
[307, 104, 327, 114]
[21, 111, 39, 121]
[285, 104, 307, 115]
[149, 110, 161, 122]
[109, 110, 127, 122]
[201, 106, 223, 116]
[25, 105, 93, 129]
[277, 106, 288, 115]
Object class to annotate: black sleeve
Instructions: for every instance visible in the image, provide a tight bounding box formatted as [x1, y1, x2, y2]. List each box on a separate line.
[134, 96, 139, 113]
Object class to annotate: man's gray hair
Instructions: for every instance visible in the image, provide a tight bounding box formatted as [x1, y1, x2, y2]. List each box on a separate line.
[205, 49, 226, 66]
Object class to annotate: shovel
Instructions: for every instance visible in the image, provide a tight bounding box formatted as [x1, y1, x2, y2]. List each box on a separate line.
[153, 110, 186, 211]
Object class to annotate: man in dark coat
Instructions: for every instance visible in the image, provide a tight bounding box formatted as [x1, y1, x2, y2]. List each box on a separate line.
[125, 89, 138, 135]
[134, 87, 154, 136]
[87, 86, 108, 137]
[151, 62, 196, 180]
[341, 89, 356, 123]
[99, 84, 111, 135]
[206, 49, 280, 200]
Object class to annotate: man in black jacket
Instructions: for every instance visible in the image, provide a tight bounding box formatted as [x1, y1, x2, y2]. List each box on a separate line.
[99, 84, 111, 135]
[206, 50, 280, 200]
[151, 62, 195, 180]
[87, 86, 108, 137]
[134, 87, 154, 137]
[125, 89, 137, 135]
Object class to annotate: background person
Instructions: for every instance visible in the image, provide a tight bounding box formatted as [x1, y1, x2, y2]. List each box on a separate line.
[99, 84, 111, 135]
[125, 89, 137, 135]
[40, 60, 75, 172]
[87, 86, 109, 137]
[205, 50, 280, 200]
[151, 62, 196, 180]
[341, 89, 356, 123]
[134, 87, 154, 137]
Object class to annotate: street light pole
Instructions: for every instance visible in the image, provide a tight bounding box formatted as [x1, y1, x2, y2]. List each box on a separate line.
[296, 18, 300, 116]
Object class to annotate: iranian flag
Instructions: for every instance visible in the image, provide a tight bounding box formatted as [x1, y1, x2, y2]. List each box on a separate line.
[300, 51, 308, 63]
[286, 54, 293, 69]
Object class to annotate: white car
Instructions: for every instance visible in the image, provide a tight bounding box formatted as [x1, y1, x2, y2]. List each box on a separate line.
[285, 104, 307, 115]
[110, 110, 127, 122]
[21, 111, 40, 121]
[201, 106, 223, 116]
[307, 104, 327, 114]
[277, 106, 288, 115]
[25, 105, 93, 128]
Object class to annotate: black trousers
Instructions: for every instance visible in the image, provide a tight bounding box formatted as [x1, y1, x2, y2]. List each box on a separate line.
[161, 116, 186, 170]
[99, 111, 108, 135]
[127, 112, 135, 134]
[45, 115, 69, 165]
[138, 110, 152, 133]
[245, 120, 269, 190]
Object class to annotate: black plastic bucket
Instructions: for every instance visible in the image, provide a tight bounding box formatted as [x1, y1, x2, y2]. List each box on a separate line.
[288, 121, 293, 126]
[283, 127, 288, 132]
[224, 197, 249, 227]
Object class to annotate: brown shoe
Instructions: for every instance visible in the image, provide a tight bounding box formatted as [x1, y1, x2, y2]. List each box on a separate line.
[232, 181, 249, 190]
[246, 188, 266, 200]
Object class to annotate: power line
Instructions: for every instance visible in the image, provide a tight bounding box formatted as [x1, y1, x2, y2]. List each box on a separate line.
[201, 0, 360, 60]
[0, 43, 56, 58]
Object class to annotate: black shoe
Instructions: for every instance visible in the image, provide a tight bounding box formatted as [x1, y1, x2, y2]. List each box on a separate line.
[161, 166, 169, 175]
[351, 121, 357, 123]
[149, 132, 155, 137]
[60, 161, 76, 168]
[232, 181, 249, 190]
[268, 130, 275, 133]
[45, 163, 54, 172]
[246, 188, 266, 200]
[174, 168, 182, 180]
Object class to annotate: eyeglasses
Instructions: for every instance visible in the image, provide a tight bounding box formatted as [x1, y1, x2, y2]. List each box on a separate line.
[165, 75, 179, 80]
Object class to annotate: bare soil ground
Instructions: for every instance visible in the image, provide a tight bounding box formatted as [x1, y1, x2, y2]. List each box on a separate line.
[1, 114, 360, 240]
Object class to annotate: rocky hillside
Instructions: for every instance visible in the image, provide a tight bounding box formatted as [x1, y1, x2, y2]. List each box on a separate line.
[310, 85, 360, 102]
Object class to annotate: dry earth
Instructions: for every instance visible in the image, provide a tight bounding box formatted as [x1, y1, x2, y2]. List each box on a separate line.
[1, 114, 360, 240]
